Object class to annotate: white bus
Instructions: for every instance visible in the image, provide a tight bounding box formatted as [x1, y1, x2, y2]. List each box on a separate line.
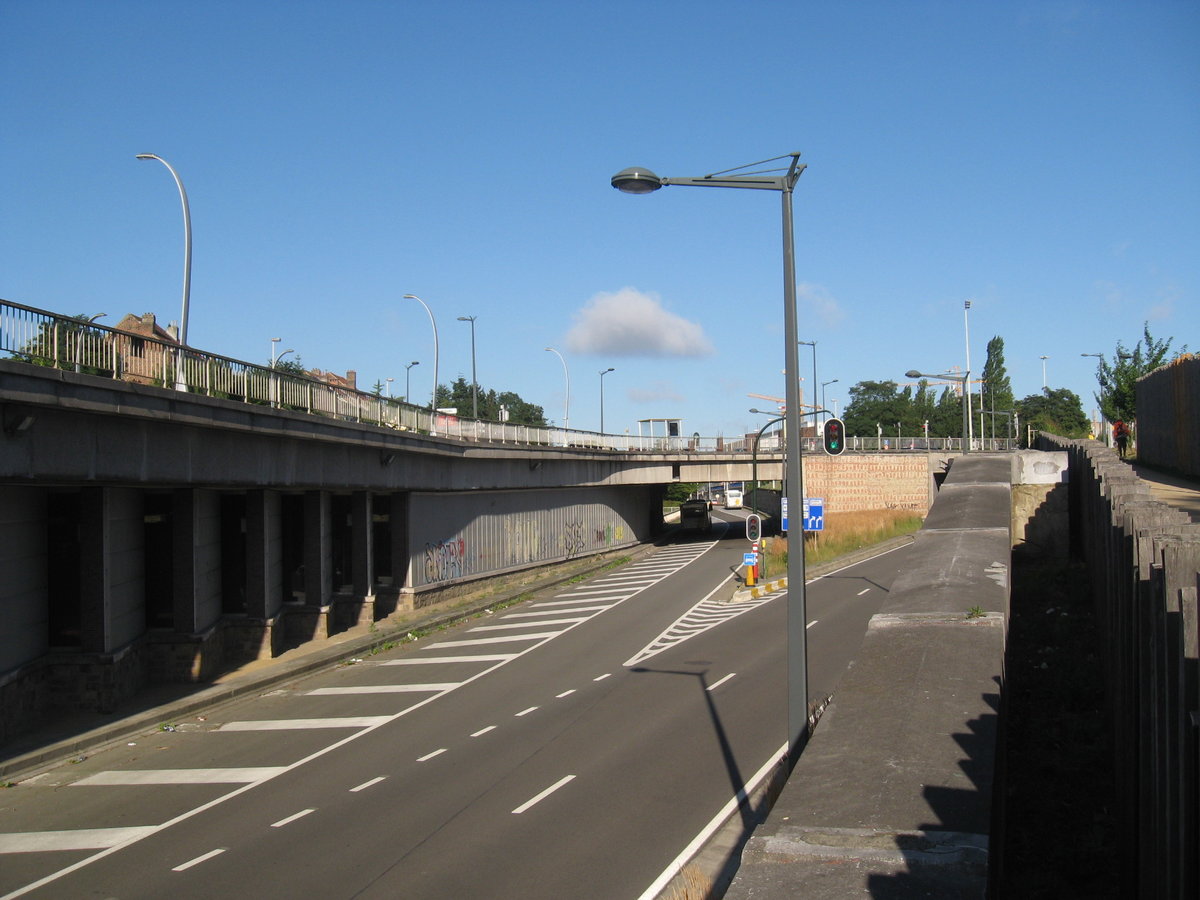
[724, 489, 744, 510]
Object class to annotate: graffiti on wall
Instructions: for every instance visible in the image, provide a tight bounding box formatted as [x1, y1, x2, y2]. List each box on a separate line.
[503, 518, 540, 567]
[562, 520, 587, 558]
[595, 523, 625, 546]
[424, 536, 467, 584]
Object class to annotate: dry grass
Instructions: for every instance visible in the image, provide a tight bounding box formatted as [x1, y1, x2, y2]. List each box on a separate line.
[762, 508, 923, 571]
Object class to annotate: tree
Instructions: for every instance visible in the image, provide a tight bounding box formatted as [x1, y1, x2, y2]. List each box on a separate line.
[980, 336, 1015, 438]
[1017, 387, 1090, 441]
[435, 376, 546, 426]
[1093, 322, 1188, 423]
[841, 380, 904, 437]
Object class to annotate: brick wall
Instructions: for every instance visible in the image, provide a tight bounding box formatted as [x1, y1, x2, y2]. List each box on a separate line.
[804, 452, 934, 513]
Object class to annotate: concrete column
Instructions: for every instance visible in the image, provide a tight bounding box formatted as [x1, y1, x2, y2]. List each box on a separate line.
[244, 490, 282, 620]
[389, 493, 410, 590]
[304, 490, 332, 607]
[78, 487, 111, 653]
[351, 491, 375, 602]
[172, 488, 200, 634]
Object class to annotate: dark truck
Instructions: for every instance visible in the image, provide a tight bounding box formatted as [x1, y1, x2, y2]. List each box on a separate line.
[678, 498, 713, 534]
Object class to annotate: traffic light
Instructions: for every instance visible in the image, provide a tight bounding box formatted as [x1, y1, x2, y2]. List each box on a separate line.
[746, 513, 762, 543]
[822, 417, 846, 455]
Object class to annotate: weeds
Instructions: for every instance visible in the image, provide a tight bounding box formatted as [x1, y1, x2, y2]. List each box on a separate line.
[761, 508, 923, 571]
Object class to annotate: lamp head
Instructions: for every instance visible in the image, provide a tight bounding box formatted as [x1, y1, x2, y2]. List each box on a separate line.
[135, 153, 157, 160]
[611, 167, 663, 194]
[904, 370, 923, 379]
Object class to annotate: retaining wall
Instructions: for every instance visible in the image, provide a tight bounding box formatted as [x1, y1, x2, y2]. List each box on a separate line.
[1137, 354, 1199, 477]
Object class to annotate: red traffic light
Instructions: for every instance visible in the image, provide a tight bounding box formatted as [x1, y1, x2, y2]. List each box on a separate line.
[822, 418, 846, 455]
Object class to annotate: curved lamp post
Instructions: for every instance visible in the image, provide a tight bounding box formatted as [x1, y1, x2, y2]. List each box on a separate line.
[403, 294, 440, 421]
[599, 367, 614, 433]
[907, 369, 969, 453]
[614, 152, 811, 759]
[457, 315, 478, 418]
[404, 360, 420, 403]
[821, 379, 838, 420]
[136, 154, 192, 349]
[545, 347, 570, 430]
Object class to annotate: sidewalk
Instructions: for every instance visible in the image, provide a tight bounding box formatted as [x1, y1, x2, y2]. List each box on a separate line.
[1130, 461, 1200, 522]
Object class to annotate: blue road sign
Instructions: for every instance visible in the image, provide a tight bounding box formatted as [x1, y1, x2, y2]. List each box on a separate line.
[803, 497, 825, 532]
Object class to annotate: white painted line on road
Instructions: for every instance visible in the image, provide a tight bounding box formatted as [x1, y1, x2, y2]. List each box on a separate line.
[433, 633, 559, 648]
[74, 768, 287, 786]
[471, 726, 497, 737]
[515, 706, 539, 717]
[556, 689, 576, 698]
[381, 654, 516, 664]
[857, 588, 871, 596]
[271, 809, 315, 828]
[417, 749, 447, 762]
[220, 716, 391, 731]
[592, 673, 611, 682]
[706, 673, 735, 692]
[172, 848, 226, 872]
[807, 620, 818, 629]
[512, 775, 576, 814]
[306, 683, 459, 695]
[637, 743, 786, 900]
[507, 606, 609, 616]
[350, 777, 386, 793]
[470, 617, 587, 630]
[0, 827, 157, 853]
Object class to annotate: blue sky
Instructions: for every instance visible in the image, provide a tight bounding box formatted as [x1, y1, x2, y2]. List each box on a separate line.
[3, 0, 1196, 438]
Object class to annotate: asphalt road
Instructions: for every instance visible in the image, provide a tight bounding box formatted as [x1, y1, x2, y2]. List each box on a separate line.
[1, 517, 911, 900]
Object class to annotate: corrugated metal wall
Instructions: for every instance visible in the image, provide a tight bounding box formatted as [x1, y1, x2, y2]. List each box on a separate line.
[1137, 354, 1198, 477]
[408, 486, 655, 589]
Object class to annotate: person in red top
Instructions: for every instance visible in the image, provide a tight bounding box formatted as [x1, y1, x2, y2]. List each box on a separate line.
[1113, 420, 1130, 459]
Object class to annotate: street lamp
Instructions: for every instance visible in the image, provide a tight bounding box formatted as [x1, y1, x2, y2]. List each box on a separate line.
[457, 314, 478, 418]
[545, 347, 570, 431]
[821, 379, 838, 419]
[599, 367, 614, 433]
[614, 151, 811, 758]
[135, 154, 192, 349]
[403, 295, 440, 418]
[1040, 355, 1049, 390]
[385, 377, 394, 398]
[907, 369, 969, 453]
[798, 340, 817, 417]
[404, 360, 420, 402]
[963, 300, 973, 448]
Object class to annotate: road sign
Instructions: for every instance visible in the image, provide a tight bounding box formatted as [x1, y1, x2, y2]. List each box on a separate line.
[743, 552, 757, 567]
[803, 497, 825, 532]
[746, 514, 762, 543]
[781, 497, 787, 533]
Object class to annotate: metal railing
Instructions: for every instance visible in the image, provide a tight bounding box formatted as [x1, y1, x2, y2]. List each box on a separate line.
[1, 299, 1021, 454]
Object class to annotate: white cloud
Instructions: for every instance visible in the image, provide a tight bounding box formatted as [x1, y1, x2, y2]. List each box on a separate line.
[797, 282, 845, 327]
[565, 288, 714, 357]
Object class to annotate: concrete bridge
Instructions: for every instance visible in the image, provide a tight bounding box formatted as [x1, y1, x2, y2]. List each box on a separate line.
[0, 356, 937, 742]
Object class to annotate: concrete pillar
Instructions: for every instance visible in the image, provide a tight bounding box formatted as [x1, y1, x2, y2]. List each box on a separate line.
[304, 490, 332, 607]
[351, 491, 375, 602]
[389, 493, 410, 590]
[78, 487, 111, 653]
[172, 488, 200, 634]
[244, 490, 282, 620]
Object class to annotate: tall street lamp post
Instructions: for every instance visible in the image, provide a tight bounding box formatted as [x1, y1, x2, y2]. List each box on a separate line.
[1040, 355, 1050, 390]
[963, 300, 973, 448]
[821, 379, 838, 419]
[385, 377, 394, 398]
[799, 340, 817, 417]
[613, 152, 811, 758]
[545, 347, 570, 431]
[907, 369, 969, 453]
[403, 295, 440, 424]
[136, 153, 192, 391]
[599, 367, 614, 433]
[404, 361, 420, 403]
[457, 315, 478, 419]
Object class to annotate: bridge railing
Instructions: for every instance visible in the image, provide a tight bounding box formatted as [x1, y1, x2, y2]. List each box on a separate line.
[1, 299, 1021, 454]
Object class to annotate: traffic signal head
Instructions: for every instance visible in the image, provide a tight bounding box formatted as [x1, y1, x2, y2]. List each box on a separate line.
[822, 417, 846, 455]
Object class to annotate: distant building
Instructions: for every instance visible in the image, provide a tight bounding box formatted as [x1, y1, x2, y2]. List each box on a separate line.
[112, 312, 178, 386]
[307, 368, 357, 390]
